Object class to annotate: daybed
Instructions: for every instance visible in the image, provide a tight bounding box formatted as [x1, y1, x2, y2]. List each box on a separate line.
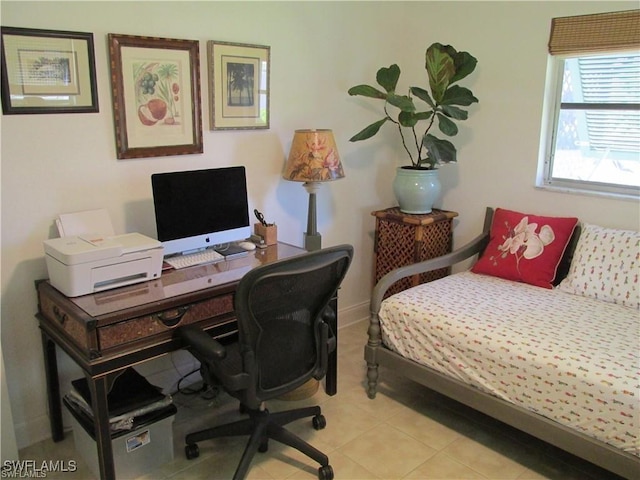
[365, 207, 639, 479]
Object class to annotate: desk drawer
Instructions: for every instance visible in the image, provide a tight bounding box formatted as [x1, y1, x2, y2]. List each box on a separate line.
[38, 286, 96, 353]
[99, 294, 234, 351]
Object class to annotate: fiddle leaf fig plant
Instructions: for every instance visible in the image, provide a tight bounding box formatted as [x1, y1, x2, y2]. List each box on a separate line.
[348, 43, 479, 169]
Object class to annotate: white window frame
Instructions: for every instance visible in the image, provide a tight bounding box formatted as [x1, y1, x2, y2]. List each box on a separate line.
[538, 53, 640, 199]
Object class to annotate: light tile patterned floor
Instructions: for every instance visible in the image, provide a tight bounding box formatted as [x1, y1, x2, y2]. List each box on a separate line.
[19, 321, 623, 479]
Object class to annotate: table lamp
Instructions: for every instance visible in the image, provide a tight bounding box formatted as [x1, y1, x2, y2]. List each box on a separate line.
[283, 129, 345, 251]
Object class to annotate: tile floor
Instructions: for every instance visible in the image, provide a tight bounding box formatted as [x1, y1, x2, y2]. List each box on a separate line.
[19, 320, 623, 480]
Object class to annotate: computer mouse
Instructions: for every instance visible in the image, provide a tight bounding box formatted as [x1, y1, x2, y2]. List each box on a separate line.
[238, 241, 257, 251]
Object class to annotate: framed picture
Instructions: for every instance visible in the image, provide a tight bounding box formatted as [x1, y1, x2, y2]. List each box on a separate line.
[108, 33, 203, 159]
[208, 41, 270, 130]
[0, 26, 98, 114]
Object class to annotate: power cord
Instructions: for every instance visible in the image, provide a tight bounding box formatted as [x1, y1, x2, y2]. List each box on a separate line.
[174, 367, 205, 395]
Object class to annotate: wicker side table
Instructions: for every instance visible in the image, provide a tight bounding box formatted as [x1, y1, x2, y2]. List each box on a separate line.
[372, 207, 458, 297]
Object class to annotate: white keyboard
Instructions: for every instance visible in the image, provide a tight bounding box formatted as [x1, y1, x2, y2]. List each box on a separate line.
[164, 249, 224, 269]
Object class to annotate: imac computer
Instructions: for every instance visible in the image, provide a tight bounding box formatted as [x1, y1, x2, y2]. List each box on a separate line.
[151, 166, 251, 257]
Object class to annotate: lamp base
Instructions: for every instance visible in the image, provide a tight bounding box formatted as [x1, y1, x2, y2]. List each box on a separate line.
[303, 182, 322, 251]
[304, 232, 322, 251]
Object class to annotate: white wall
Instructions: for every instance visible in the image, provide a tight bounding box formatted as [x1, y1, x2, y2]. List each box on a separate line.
[1, 1, 638, 449]
[1, 341, 19, 464]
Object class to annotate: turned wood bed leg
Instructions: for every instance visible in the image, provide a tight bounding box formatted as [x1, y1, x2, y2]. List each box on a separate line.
[366, 362, 379, 399]
[365, 312, 382, 399]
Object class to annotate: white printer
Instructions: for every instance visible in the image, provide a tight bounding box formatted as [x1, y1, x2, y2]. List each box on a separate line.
[44, 233, 164, 297]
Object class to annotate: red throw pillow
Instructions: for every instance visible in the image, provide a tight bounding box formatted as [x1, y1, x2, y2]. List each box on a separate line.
[471, 208, 578, 288]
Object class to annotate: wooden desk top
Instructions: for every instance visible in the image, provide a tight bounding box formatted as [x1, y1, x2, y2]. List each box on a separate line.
[36, 243, 308, 367]
[53, 242, 306, 319]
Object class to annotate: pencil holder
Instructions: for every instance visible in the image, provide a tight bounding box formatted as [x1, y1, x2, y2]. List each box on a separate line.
[254, 223, 277, 246]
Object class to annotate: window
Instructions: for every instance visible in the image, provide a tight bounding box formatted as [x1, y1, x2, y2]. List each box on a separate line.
[539, 10, 640, 197]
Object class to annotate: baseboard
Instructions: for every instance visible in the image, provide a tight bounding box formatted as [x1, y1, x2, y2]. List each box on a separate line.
[337, 300, 369, 328]
[14, 413, 54, 450]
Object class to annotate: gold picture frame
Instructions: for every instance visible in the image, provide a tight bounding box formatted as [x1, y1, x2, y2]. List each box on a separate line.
[0, 26, 98, 114]
[108, 33, 203, 159]
[208, 41, 270, 130]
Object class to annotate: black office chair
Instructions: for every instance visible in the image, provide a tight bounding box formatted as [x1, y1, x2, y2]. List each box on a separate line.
[176, 244, 353, 480]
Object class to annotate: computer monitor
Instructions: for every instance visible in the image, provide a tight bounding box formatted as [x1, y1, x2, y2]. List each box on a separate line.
[151, 166, 251, 257]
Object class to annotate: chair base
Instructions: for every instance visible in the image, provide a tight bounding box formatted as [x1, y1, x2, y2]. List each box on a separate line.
[184, 405, 333, 480]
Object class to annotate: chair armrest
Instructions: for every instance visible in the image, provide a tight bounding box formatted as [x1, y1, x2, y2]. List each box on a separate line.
[176, 324, 227, 362]
[321, 306, 337, 355]
[370, 208, 493, 315]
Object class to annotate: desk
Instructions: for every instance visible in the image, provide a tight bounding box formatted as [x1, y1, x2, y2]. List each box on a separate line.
[36, 243, 338, 480]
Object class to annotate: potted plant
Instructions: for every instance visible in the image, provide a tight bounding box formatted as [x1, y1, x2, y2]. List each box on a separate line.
[348, 42, 479, 213]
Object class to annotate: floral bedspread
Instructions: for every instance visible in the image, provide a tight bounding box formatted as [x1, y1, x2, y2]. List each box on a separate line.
[379, 271, 639, 456]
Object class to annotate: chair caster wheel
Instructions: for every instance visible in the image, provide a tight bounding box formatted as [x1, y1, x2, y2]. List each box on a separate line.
[318, 464, 334, 480]
[185, 443, 200, 459]
[258, 439, 269, 453]
[312, 414, 326, 430]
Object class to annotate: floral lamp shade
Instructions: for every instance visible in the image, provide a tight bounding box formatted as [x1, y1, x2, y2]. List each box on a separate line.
[283, 129, 345, 183]
[283, 129, 344, 251]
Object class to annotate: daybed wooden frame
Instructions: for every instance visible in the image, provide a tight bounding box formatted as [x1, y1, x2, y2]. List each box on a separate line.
[364, 207, 639, 479]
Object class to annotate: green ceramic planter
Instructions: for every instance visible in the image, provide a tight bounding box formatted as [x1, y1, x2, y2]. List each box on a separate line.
[392, 167, 441, 214]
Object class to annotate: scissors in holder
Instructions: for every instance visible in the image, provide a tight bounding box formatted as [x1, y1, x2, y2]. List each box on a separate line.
[254, 209, 269, 227]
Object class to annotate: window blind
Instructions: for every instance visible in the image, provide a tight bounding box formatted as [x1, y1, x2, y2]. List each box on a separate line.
[578, 55, 640, 153]
[548, 9, 640, 55]
[578, 55, 640, 104]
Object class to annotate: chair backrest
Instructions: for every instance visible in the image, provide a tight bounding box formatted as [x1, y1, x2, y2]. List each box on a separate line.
[234, 244, 353, 401]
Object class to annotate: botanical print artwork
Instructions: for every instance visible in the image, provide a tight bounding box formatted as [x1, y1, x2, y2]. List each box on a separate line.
[490, 216, 555, 273]
[134, 62, 181, 127]
[108, 34, 202, 157]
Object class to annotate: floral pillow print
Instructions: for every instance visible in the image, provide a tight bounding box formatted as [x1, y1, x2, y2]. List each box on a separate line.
[558, 224, 639, 309]
[472, 208, 578, 288]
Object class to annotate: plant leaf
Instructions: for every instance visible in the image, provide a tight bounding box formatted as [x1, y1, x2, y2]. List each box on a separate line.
[387, 93, 415, 112]
[451, 51, 478, 84]
[348, 84, 387, 99]
[410, 86, 435, 108]
[349, 118, 388, 142]
[422, 134, 457, 163]
[376, 64, 400, 93]
[440, 105, 468, 120]
[399, 111, 418, 127]
[441, 85, 478, 106]
[425, 43, 455, 104]
[437, 113, 458, 136]
[413, 111, 433, 121]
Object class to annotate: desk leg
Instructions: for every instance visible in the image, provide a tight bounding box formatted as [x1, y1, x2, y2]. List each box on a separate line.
[87, 374, 116, 480]
[41, 332, 64, 442]
[325, 300, 338, 396]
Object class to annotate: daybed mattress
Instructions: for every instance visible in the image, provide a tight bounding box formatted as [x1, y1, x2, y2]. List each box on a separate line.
[379, 271, 639, 456]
